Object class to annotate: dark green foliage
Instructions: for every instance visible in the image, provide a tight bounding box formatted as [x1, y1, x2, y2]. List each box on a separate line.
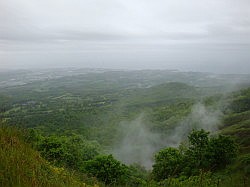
[207, 135, 238, 170]
[125, 164, 148, 186]
[185, 130, 238, 176]
[184, 129, 210, 175]
[152, 129, 238, 181]
[38, 135, 68, 165]
[37, 134, 101, 170]
[188, 129, 209, 148]
[152, 148, 183, 181]
[84, 154, 127, 185]
[25, 128, 43, 144]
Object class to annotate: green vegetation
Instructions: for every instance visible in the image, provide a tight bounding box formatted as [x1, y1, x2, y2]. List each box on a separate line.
[152, 147, 183, 180]
[36, 134, 101, 170]
[152, 130, 238, 180]
[0, 125, 95, 187]
[0, 70, 249, 186]
[84, 155, 127, 185]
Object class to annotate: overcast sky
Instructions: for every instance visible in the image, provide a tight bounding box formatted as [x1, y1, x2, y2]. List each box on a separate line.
[0, 0, 250, 73]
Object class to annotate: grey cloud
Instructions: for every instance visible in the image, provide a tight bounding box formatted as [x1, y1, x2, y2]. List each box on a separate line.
[205, 23, 250, 43]
[0, 0, 250, 73]
[0, 0, 249, 43]
[0, 29, 127, 42]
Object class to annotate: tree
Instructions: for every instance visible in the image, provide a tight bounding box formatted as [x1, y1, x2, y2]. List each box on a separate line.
[84, 155, 127, 185]
[38, 134, 100, 169]
[38, 135, 68, 166]
[152, 147, 183, 181]
[66, 134, 101, 168]
[184, 129, 210, 175]
[184, 130, 237, 175]
[153, 129, 238, 181]
[188, 129, 209, 149]
[207, 135, 238, 170]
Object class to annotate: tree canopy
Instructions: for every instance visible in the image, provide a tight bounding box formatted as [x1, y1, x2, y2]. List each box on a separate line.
[152, 129, 238, 181]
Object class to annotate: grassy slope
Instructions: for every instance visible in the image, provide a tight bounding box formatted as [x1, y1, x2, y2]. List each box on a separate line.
[0, 125, 96, 187]
[217, 88, 250, 186]
[221, 88, 250, 154]
[153, 88, 250, 187]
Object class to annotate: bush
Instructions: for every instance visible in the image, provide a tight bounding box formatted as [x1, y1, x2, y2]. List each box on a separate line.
[152, 147, 183, 181]
[84, 154, 127, 185]
[37, 134, 101, 170]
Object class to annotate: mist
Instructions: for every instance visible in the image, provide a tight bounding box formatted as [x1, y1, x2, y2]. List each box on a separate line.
[112, 102, 223, 169]
[165, 103, 223, 147]
[112, 114, 162, 169]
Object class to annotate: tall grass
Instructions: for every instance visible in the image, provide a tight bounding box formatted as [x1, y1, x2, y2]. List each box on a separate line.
[0, 125, 93, 187]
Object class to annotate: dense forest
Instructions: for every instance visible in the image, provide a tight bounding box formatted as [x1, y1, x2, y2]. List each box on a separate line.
[0, 69, 249, 186]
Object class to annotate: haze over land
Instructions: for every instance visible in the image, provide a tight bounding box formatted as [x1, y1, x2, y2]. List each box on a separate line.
[1, 0, 250, 73]
[1, 1, 250, 186]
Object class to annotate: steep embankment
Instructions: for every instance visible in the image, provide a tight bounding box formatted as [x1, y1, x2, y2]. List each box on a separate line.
[0, 125, 94, 187]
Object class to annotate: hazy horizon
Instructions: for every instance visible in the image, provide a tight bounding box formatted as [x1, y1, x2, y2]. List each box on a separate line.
[1, 0, 250, 73]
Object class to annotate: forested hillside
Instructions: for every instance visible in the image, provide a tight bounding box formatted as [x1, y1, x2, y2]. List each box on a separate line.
[0, 69, 249, 186]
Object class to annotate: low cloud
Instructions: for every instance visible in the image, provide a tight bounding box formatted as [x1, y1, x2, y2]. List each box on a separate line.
[112, 114, 162, 169]
[112, 102, 223, 169]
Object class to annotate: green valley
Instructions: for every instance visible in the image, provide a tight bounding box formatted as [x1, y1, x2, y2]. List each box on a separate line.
[0, 69, 249, 186]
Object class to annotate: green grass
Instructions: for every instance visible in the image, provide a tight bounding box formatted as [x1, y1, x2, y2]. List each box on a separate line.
[0, 125, 96, 187]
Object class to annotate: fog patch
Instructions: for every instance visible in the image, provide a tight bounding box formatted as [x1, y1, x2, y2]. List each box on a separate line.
[112, 103, 223, 169]
[189, 103, 222, 131]
[165, 103, 223, 147]
[112, 114, 163, 169]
